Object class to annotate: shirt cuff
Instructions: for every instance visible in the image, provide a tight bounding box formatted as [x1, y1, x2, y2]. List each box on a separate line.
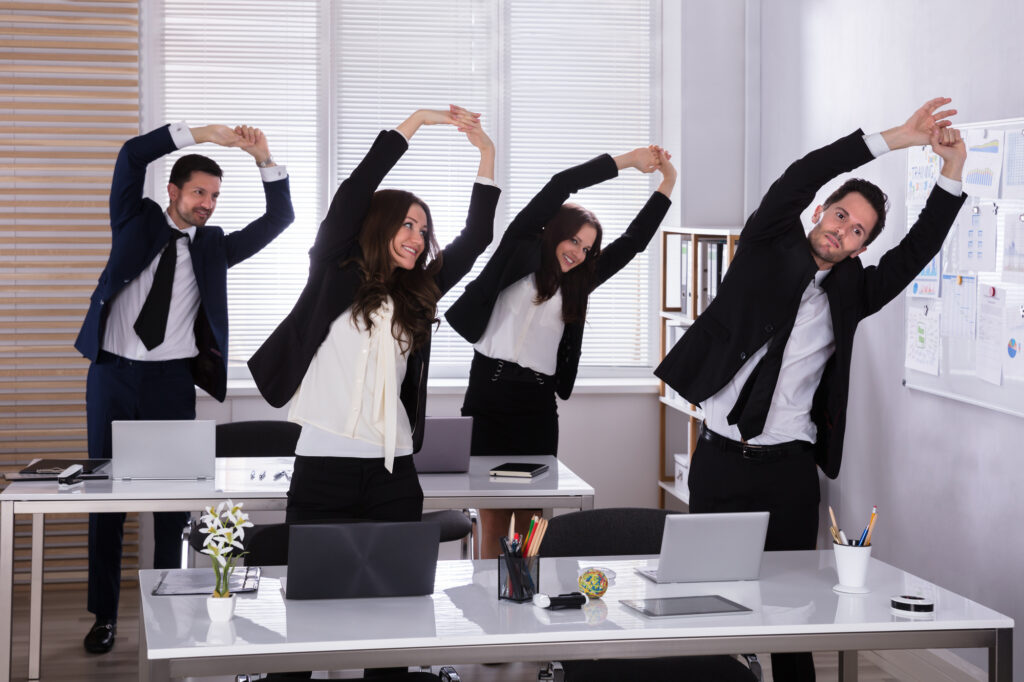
[475, 176, 497, 187]
[935, 173, 962, 197]
[392, 127, 410, 142]
[259, 165, 288, 182]
[169, 121, 196, 149]
[862, 132, 891, 158]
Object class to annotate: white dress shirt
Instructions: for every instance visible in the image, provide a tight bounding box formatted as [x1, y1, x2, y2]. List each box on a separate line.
[101, 121, 289, 360]
[702, 132, 963, 444]
[473, 274, 564, 375]
[289, 300, 413, 473]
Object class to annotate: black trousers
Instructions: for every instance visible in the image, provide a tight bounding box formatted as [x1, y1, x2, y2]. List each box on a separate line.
[286, 454, 424, 523]
[462, 352, 558, 456]
[688, 426, 820, 682]
[85, 351, 194, 620]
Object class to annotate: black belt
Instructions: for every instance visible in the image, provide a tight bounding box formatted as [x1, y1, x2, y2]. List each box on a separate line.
[97, 350, 191, 369]
[698, 422, 811, 462]
[473, 352, 553, 386]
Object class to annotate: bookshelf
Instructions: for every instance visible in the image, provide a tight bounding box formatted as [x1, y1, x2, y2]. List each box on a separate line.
[658, 226, 741, 508]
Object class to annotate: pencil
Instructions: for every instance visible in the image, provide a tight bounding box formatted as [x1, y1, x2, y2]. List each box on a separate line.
[864, 509, 878, 546]
[528, 518, 549, 557]
[508, 512, 516, 542]
[828, 505, 839, 536]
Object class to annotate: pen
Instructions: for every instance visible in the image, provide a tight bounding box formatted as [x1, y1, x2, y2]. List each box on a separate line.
[857, 505, 876, 547]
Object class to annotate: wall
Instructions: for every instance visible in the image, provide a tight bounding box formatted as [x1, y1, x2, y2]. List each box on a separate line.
[756, 0, 1024, 676]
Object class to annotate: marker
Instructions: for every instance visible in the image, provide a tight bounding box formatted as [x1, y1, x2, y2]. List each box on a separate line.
[839, 530, 849, 546]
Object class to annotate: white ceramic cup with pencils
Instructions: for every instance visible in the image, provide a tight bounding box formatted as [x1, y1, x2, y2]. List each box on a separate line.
[832, 543, 872, 593]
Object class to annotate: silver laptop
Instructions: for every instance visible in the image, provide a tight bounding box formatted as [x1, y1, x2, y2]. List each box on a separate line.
[412, 416, 473, 473]
[637, 511, 770, 583]
[111, 419, 216, 480]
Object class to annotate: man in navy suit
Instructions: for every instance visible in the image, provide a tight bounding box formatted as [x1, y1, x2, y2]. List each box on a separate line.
[74, 122, 294, 653]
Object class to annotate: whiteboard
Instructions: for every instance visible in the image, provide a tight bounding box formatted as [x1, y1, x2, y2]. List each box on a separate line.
[903, 117, 1024, 419]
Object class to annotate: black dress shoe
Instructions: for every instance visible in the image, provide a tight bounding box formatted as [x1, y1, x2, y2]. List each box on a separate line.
[83, 618, 116, 654]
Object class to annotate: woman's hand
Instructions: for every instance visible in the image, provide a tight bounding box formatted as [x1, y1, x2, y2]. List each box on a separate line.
[653, 146, 677, 197]
[614, 146, 660, 173]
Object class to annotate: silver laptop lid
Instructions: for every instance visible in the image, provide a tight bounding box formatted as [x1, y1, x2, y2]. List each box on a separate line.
[412, 416, 473, 473]
[111, 420, 216, 480]
[648, 511, 770, 583]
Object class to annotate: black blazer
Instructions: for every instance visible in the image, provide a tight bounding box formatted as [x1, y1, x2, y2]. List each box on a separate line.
[75, 124, 295, 401]
[446, 153, 671, 399]
[248, 130, 500, 451]
[656, 130, 966, 479]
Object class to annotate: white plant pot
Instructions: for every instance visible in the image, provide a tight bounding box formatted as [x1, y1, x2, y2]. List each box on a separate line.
[206, 593, 236, 622]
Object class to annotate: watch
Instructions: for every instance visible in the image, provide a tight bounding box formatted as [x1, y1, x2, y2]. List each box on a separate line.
[256, 154, 275, 168]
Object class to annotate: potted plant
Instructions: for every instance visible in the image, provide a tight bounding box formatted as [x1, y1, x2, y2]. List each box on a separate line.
[199, 499, 252, 621]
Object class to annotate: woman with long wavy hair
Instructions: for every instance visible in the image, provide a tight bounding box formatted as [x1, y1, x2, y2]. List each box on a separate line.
[446, 144, 675, 555]
[249, 105, 498, 525]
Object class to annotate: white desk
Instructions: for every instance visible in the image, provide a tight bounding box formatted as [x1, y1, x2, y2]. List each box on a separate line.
[0, 455, 593, 681]
[137, 551, 1012, 682]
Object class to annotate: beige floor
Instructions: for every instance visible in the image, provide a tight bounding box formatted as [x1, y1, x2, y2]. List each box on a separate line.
[10, 582, 901, 681]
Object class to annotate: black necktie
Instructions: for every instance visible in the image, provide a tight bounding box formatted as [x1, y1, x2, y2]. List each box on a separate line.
[134, 229, 188, 350]
[726, 311, 798, 440]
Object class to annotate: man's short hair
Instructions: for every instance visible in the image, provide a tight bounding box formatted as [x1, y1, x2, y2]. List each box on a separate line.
[822, 178, 889, 247]
[169, 154, 223, 188]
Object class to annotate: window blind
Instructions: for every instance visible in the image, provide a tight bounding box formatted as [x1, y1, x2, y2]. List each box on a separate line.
[154, 0, 655, 376]
[1, 0, 141, 585]
[158, 0, 322, 364]
[506, 0, 655, 370]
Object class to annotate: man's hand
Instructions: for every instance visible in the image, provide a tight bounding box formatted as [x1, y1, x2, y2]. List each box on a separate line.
[190, 124, 244, 148]
[933, 126, 966, 181]
[234, 125, 272, 165]
[881, 97, 957, 151]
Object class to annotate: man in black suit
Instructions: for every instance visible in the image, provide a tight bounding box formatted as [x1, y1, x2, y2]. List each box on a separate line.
[75, 122, 294, 653]
[656, 98, 966, 681]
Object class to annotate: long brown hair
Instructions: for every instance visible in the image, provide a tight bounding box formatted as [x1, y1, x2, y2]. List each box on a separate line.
[349, 189, 442, 353]
[534, 203, 603, 324]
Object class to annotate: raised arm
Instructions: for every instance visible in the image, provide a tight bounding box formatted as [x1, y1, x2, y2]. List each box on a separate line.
[862, 125, 966, 316]
[594, 147, 675, 288]
[222, 126, 295, 267]
[435, 108, 501, 295]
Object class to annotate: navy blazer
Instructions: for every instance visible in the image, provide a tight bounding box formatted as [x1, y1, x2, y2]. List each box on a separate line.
[75, 124, 295, 401]
[445, 154, 671, 399]
[248, 130, 500, 452]
[656, 130, 966, 479]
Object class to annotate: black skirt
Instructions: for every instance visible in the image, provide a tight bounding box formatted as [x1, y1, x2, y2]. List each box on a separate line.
[461, 351, 559, 456]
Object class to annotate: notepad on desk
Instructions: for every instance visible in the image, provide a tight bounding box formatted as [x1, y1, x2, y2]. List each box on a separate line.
[152, 566, 261, 595]
[489, 462, 549, 478]
[4, 458, 110, 482]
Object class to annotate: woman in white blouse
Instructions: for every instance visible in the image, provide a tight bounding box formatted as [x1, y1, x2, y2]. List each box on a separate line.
[445, 145, 676, 554]
[249, 106, 499, 524]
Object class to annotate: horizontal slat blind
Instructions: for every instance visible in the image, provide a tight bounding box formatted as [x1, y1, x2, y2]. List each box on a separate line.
[158, 0, 321, 363]
[335, 0, 494, 371]
[508, 0, 654, 369]
[0, 0, 141, 584]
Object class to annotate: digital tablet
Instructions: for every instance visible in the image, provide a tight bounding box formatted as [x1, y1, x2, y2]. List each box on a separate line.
[620, 595, 750, 618]
[489, 462, 549, 478]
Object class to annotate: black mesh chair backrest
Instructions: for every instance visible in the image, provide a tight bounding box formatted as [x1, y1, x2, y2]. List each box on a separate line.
[539, 507, 676, 558]
[215, 420, 300, 457]
[243, 523, 291, 567]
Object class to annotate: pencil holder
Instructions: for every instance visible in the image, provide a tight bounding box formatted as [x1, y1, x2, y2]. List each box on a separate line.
[498, 553, 540, 602]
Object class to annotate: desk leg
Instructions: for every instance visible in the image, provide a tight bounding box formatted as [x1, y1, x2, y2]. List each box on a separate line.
[837, 650, 858, 682]
[0, 502, 13, 682]
[991, 628, 1013, 682]
[27, 514, 43, 680]
[138, 601, 169, 682]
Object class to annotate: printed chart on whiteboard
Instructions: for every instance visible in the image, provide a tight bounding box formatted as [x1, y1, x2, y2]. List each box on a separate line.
[903, 117, 1024, 419]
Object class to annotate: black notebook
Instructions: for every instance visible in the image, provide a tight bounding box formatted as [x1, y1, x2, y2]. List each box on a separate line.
[489, 462, 549, 478]
[4, 459, 111, 482]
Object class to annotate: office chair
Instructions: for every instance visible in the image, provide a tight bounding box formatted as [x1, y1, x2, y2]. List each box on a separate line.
[240, 522, 460, 682]
[536, 507, 762, 682]
[180, 421, 302, 568]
